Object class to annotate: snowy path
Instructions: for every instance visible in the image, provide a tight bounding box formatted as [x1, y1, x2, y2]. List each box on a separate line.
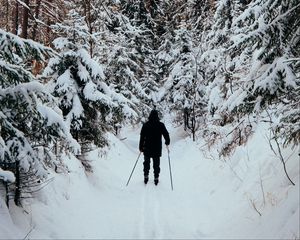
[13, 121, 299, 239]
[22, 123, 214, 239]
[87, 123, 215, 239]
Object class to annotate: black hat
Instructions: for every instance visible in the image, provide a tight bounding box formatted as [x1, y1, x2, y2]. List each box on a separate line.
[148, 109, 159, 121]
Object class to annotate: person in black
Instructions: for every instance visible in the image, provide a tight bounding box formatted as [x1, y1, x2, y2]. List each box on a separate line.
[139, 110, 170, 185]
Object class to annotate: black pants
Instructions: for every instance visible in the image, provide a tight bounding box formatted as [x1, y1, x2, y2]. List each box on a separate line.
[143, 155, 160, 178]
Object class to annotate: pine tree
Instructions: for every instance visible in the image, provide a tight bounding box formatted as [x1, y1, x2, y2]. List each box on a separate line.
[159, 23, 206, 140]
[103, 1, 159, 114]
[44, 9, 138, 151]
[104, 39, 152, 117]
[227, 0, 300, 146]
[203, 0, 300, 156]
[0, 29, 79, 206]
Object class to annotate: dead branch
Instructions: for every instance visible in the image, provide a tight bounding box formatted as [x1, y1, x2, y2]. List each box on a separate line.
[259, 166, 266, 207]
[266, 110, 295, 186]
[249, 198, 262, 217]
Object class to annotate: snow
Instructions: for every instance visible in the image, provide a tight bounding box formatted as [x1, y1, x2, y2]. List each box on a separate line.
[77, 62, 90, 82]
[83, 81, 112, 104]
[37, 103, 81, 153]
[78, 49, 105, 79]
[56, 69, 74, 94]
[53, 37, 70, 50]
[0, 168, 15, 183]
[0, 118, 299, 239]
[0, 198, 22, 239]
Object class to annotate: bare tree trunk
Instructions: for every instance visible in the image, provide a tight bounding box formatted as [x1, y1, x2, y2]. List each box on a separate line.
[183, 107, 189, 131]
[14, 160, 21, 206]
[5, 0, 9, 31]
[13, 1, 19, 35]
[83, 0, 94, 57]
[21, 0, 30, 39]
[46, 17, 51, 45]
[191, 104, 196, 142]
[44, 0, 52, 45]
[32, 0, 42, 40]
[5, 182, 9, 208]
[88, 5, 94, 57]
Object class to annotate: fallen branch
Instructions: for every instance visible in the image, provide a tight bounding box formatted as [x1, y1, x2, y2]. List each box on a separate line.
[23, 226, 35, 240]
[249, 198, 262, 217]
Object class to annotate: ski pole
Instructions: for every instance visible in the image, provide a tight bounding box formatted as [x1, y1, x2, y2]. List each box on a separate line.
[167, 146, 174, 191]
[126, 152, 142, 186]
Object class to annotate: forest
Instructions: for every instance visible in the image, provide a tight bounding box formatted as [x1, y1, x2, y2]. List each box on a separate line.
[0, 0, 299, 238]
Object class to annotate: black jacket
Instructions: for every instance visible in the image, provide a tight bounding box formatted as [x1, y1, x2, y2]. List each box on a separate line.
[139, 120, 170, 157]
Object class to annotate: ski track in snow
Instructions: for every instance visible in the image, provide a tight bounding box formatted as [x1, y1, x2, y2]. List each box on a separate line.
[139, 185, 161, 239]
[125, 126, 169, 239]
[122, 122, 207, 239]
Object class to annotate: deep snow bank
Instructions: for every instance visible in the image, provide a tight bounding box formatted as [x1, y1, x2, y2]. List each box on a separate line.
[201, 123, 300, 239]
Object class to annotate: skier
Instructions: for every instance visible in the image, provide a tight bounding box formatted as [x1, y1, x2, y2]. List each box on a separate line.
[139, 109, 170, 185]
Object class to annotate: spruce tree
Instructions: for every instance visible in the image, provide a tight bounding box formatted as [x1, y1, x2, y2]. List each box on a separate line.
[44, 9, 138, 150]
[227, 0, 300, 146]
[0, 29, 79, 206]
[203, 0, 300, 156]
[104, 1, 159, 113]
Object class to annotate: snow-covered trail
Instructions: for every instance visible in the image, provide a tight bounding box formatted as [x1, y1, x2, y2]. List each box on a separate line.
[91, 123, 210, 239]
[20, 122, 219, 239]
[9, 120, 299, 239]
[63, 122, 245, 239]
[119, 124, 209, 239]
